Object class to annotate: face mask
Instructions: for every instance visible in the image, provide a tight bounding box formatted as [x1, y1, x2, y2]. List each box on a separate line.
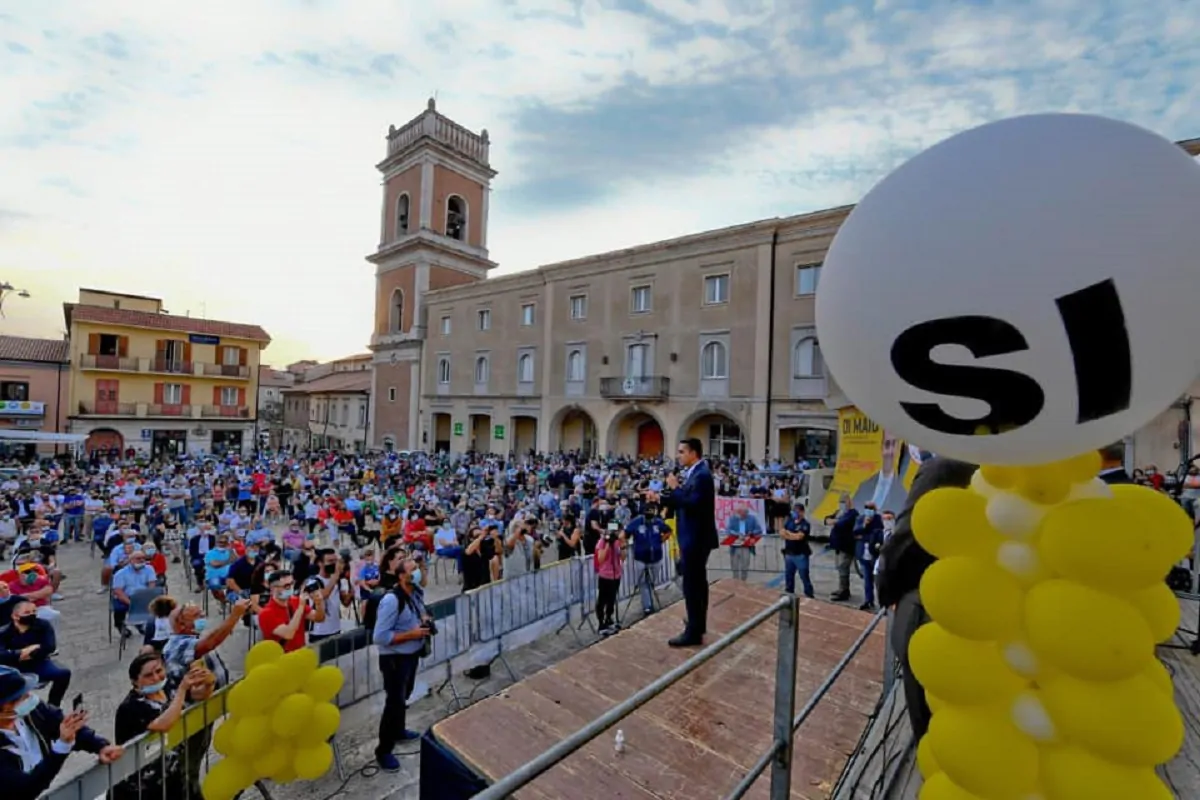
[17, 613, 36, 626]
[132, 562, 146, 570]
[863, 509, 875, 518]
[13, 694, 38, 717]
[323, 564, 336, 576]
[145, 548, 158, 558]
[275, 589, 294, 601]
[306, 534, 315, 541]
[247, 551, 259, 560]
[140, 680, 167, 696]
[410, 568, 423, 586]
[194, 619, 208, 633]
[20, 572, 37, 585]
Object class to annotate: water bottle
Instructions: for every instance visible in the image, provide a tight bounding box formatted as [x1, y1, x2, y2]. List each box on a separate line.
[614, 729, 626, 755]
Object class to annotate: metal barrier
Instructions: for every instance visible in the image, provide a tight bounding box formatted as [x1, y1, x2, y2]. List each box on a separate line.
[476, 605, 889, 800]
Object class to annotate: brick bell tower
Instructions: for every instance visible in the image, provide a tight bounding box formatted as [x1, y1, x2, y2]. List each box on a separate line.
[367, 98, 497, 450]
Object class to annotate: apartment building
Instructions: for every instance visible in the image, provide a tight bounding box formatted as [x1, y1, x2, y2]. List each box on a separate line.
[366, 102, 1200, 462]
[281, 354, 373, 452]
[0, 336, 70, 459]
[64, 289, 271, 458]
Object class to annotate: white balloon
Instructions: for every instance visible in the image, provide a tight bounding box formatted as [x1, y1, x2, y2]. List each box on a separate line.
[1011, 694, 1058, 743]
[986, 492, 1045, 539]
[1066, 477, 1113, 502]
[816, 114, 1200, 465]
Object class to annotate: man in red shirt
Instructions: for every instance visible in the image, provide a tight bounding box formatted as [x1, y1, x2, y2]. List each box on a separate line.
[256, 570, 325, 653]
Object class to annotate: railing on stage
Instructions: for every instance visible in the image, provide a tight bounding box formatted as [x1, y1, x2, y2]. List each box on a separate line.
[476, 603, 891, 800]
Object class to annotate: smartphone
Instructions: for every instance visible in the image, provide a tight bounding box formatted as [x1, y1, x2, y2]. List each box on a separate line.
[71, 693, 84, 712]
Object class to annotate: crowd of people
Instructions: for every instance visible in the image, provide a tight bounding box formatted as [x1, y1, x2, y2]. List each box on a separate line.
[0, 445, 823, 794]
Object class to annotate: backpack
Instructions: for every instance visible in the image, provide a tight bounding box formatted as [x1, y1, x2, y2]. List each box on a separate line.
[361, 586, 409, 634]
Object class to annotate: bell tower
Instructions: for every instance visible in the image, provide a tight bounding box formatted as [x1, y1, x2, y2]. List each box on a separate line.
[367, 98, 497, 450]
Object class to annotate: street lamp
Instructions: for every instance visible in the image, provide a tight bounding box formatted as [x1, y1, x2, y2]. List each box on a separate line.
[0, 282, 30, 318]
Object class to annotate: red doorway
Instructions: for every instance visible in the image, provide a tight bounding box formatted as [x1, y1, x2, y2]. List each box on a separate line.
[636, 421, 664, 458]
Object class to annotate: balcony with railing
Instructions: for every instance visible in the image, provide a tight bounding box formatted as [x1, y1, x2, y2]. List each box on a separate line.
[201, 405, 250, 419]
[79, 354, 139, 371]
[197, 362, 250, 379]
[385, 98, 490, 166]
[152, 358, 192, 375]
[599, 375, 670, 401]
[147, 403, 192, 417]
[77, 400, 137, 416]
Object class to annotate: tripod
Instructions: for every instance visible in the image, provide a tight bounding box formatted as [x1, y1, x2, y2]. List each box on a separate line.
[622, 561, 663, 620]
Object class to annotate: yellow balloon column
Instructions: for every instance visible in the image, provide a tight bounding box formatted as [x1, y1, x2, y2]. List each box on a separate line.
[909, 452, 1191, 800]
[203, 642, 345, 800]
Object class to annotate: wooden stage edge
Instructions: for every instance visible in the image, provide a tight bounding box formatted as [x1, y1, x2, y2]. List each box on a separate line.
[431, 580, 889, 800]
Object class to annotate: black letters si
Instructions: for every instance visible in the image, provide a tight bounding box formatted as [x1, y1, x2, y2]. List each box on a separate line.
[890, 279, 1132, 437]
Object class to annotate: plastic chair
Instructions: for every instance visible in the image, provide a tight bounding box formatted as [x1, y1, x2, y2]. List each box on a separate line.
[118, 586, 167, 659]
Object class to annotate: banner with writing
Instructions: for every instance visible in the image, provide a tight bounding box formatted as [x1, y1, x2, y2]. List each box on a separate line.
[715, 496, 766, 543]
[815, 408, 917, 519]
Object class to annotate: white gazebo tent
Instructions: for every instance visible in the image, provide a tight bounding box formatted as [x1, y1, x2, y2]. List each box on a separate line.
[0, 429, 88, 457]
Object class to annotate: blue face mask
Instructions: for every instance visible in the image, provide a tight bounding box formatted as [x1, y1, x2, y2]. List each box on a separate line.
[194, 619, 208, 633]
[13, 693, 38, 717]
[141, 680, 167, 696]
[411, 568, 423, 586]
[864, 509, 875, 518]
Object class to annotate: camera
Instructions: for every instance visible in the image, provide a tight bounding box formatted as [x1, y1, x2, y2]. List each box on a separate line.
[421, 618, 439, 636]
[302, 576, 324, 595]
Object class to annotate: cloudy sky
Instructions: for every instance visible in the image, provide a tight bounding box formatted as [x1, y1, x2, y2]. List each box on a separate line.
[1, 1, 1196, 365]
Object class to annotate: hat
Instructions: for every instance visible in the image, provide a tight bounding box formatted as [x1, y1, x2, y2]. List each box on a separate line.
[0, 666, 37, 705]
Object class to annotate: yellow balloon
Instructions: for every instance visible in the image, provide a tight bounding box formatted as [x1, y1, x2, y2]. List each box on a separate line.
[202, 758, 255, 800]
[304, 665, 346, 704]
[293, 742, 335, 780]
[244, 640, 285, 674]
[917, 735, 941, 778]
[245, 664, 287, 705]
[1111, 484, 1194, 562]
[212, 718, 239, 757]
[912, 488, 1005, 560]
[979, 466, 1018, 490]
[1013, 464, 1071, 505]
[271, 692, 316, 738]
[226, 681, 252, 718]
[920, 557, 1024, 641]
[909, 623, 1027, 706]
[1124, 582, 1181, 643]
[1024, 580, 1154, 681]
[927, 693, 947, 713]
[1057, 451, 1101, 483]
[276, 648, 320, 695]
[231, 714, 272, 758]
[253, 743, 294, 780]
[927, 704, 1039, 798]
[296, 702, 341, 746]
[1041, 671, 1184, 767]
[919, 773, 986, 800]
[271, 763, 298, 784]
[1040, 744, 1173, 800]
[1143, 658, 1174, 696]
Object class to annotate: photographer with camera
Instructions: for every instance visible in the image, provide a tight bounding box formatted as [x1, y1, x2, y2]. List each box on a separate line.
[371, 554, 433, 773]
[463, 522, 502, 590]
[584, 499, 614, 557]
[624, 501, 671, 615]
[594, 520, 626, 636]
[503, 511, 541, 578]
[553, 503, 582, 564]
[256, 570, 326, 653]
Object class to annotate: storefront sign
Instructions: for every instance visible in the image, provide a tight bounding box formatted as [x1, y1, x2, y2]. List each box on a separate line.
[494, 424, 505, 440]
[188, 334, 221, 345]
[0, 401, 44, 416]
[141, 429, 152, 440]
[453, 422, 464, 436]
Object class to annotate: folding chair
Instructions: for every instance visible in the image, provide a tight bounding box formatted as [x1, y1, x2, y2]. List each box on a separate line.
[119, 586, 167, 660]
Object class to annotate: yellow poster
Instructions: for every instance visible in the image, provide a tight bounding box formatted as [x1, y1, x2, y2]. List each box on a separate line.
[815, 408, 915, 520]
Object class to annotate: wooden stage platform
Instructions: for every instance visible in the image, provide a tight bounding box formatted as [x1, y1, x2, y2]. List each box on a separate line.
[430, 580, 888, 799]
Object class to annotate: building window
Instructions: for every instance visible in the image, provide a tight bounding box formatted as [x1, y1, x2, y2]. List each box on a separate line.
[569, 294, 587, 320]
[164, 384, 184, 405]
[474, 355, 489, 384]
[221, 346, 240, 367]
[518, 353, 534, 383]
[477, 309, 491, 331]
[391, 289, 405, 333]
[358, 404, 367, 426]
[701, 341, 727, 379]
[630, 285, 651, 314]
[793, 338, 824, 377]
[387, 387, 396, 402]
[396, 193, 410, 237]
[796, 264, 822, 296]
[446, 195, 467, 240]
[520, 303, 535, 326]
[440, 316, 451, 336]
[704, 274, 729, 305]
[625, 343, 648, 378]
[341, 403, 349, 425]
[98, 334, 120, 355]
[220, 386, 238, 406]
[0, 382, 28, 401]
[567, 349, 585, 381]
[438, 358, 451, 384]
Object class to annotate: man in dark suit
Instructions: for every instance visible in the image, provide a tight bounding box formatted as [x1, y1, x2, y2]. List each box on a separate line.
[651, 437, 718, 647]
[1098, 442, 1133, 484]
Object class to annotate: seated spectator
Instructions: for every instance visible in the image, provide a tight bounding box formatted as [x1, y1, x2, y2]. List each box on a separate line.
[144, 543, 168, 587]
[281, 519, 305, 562]
[0, 599, 69, 706]
[113, 653, 213, 800]
[111, 550, 156, 639]
[433, 523, 464, 573]
[0, 664, 123, 800]
[1, 554, 58, 623]
[203, 533, 234, 603]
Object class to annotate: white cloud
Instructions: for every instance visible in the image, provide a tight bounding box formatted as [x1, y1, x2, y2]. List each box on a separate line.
[0, 1, 1196, 364]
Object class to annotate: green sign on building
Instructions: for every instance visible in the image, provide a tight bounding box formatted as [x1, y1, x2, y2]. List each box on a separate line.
[494, 424, 506, 440]
[452, 421, 464, 436]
